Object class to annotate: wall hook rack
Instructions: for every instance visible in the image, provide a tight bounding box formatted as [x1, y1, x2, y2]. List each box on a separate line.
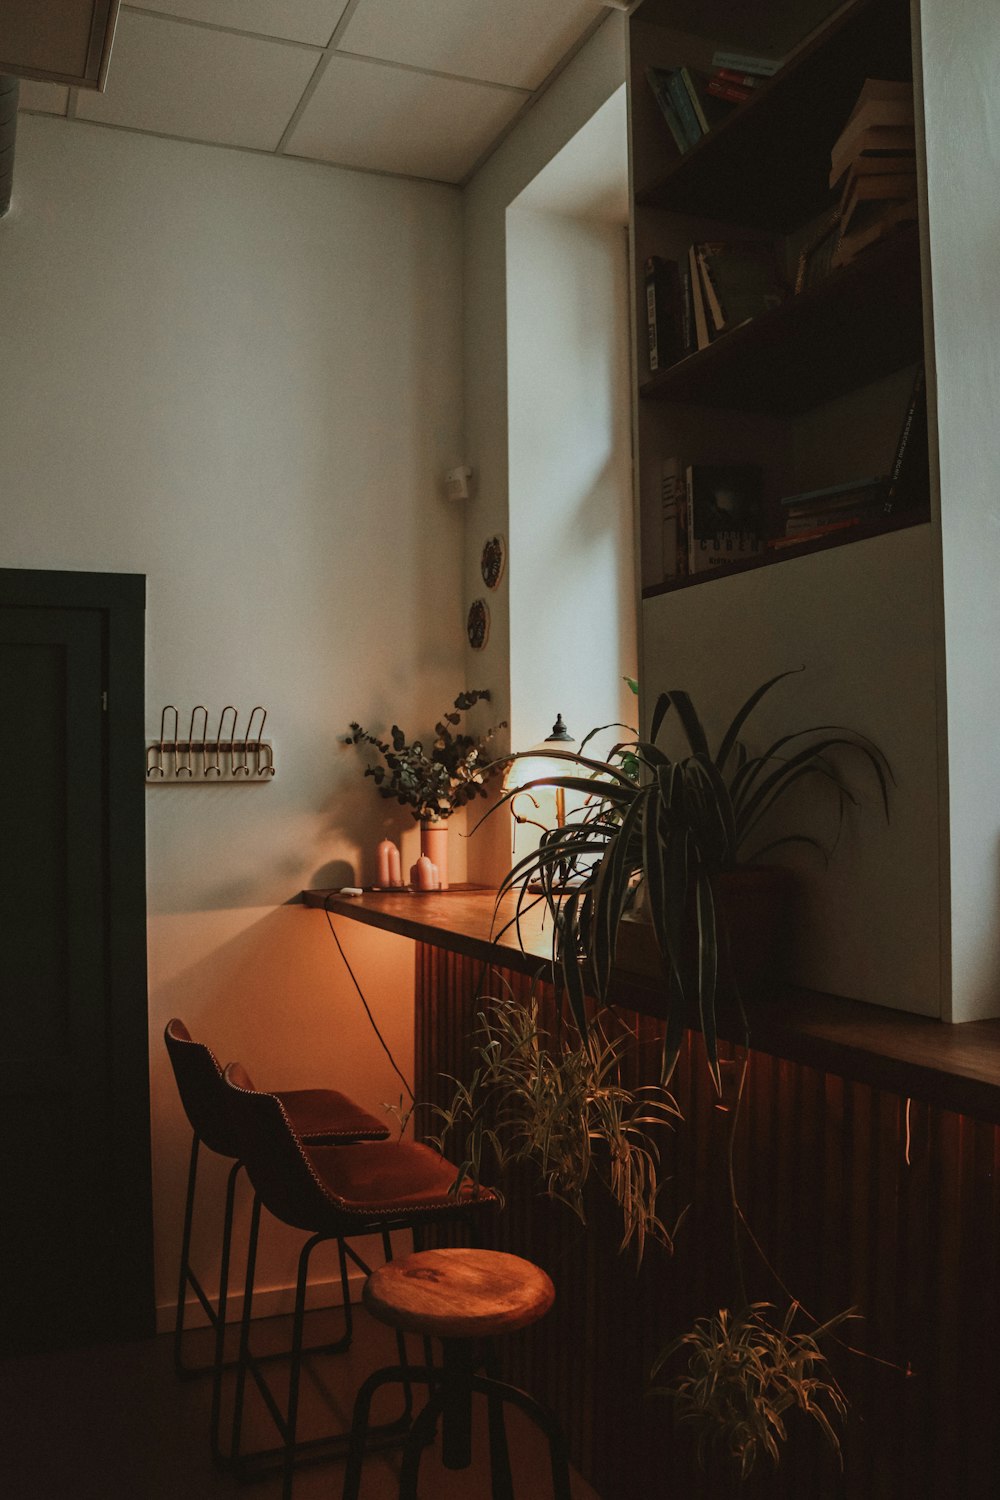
[146, 704, 276, 783]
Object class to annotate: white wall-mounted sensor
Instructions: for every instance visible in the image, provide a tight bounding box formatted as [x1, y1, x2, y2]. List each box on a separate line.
[445, 465, 473, 501]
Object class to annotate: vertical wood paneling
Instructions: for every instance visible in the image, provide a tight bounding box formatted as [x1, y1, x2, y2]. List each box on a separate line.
[414, 945, 1000, 1499]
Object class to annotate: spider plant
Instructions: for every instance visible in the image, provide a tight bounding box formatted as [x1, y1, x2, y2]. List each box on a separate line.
[432, 992, 681, 1259]
[494, 671, 890, 1089]
[649, 1301, 851, 1483]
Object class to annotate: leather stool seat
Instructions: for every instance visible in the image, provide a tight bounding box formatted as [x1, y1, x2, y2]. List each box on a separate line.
[273, 1088, 388, 1145]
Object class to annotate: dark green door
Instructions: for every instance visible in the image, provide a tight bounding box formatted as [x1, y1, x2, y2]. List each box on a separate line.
[0, 575, 152, 1353]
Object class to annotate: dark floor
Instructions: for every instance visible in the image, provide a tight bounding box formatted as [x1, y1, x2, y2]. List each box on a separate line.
[0, 1307, 599, 1500]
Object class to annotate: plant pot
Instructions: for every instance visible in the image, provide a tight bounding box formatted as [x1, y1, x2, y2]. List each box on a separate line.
[616, 864, 794, 994]
[419, 820, 449, 890]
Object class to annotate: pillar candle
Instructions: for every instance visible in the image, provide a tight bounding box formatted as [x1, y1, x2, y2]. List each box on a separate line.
[412, 855, 437, 890]
[387, 844, 402, 887]
[376, 839, 397, 888]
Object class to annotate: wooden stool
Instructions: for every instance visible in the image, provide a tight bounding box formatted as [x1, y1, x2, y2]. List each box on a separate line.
[342, 1248, 572, 1500]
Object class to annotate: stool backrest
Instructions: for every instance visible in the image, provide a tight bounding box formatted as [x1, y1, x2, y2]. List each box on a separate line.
[164, 1018, 239, 1159]
[222, 1062, 339, 1233]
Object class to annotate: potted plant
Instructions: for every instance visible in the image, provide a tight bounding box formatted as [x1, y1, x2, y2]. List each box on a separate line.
[348, 689, 506, 888]
[492, 670, 890, 1087]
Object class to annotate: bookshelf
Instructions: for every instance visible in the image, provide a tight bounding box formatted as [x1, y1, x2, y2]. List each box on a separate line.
[631, 0, 930, 600]
[629, 0, 943, 1021]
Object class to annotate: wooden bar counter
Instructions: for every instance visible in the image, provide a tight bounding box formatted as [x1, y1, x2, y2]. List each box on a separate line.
[303, 887, 1000, 1500]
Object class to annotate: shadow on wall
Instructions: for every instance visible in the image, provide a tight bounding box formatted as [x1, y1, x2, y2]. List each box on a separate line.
[148, 903, 417, 1313]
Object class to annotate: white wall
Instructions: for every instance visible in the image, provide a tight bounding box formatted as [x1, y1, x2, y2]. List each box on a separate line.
[919, 0, 1000, 1022]
[0, 116, 466, 1321]
[461, 11, 629, 882]
[507, 204, 635, 761]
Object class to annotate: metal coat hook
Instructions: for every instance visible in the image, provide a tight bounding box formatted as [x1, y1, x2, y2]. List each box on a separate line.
[245, 706, 274, 777]
[146, 703, 276, 784]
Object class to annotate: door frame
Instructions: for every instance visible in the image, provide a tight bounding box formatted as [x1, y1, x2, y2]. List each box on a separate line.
[0, 567, 153, 1341]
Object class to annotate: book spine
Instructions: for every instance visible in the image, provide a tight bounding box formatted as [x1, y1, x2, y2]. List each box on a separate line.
[679, 264, 692, 355]
[687, 244, 711, 350]
[645, 69, 689, 154]
[646, 264, 660, 372]
[696, 245, 726, 333]
[707, 79, 753, 103]
[676, 473, 689, 578]
[685, 465, 697, 575]
[661, 457, 681, 581]
[715, 67, 761, 88]
[680, 67, 710, 135]
[883, 366, 926, 515]
[711, 49, 781, 77]
[665, 70, 703, 149]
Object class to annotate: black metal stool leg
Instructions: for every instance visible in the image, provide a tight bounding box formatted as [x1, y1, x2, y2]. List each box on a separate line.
[231, 1194, 262, 1468]
[472, 1374, 573, 1500]
[282, 1234, 322, 1500]
[399, 1387, 447, 1500]
[440, 1339, 474, 1470]
[484, 1350, 514, 1500]
[342, 1364, 437, 1500]
[173, 1133, 201, 1377]
[209, 1158, 242, 1462]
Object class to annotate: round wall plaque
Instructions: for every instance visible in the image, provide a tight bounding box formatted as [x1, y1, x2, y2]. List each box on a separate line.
[466, 598, 490, 650]
[480, 534, 506, 590]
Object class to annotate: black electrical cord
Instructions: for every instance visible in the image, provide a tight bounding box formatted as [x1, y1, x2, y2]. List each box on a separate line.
[323, 894, 414, 1104]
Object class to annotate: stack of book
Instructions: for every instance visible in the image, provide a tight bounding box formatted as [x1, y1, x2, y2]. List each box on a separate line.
[830, 79, 918, 266]
[660, 458, 763, 579]
[769, 475, 887, 549]
[707, 47, 781, 99]
[769, 364, 928, 550]
[646, 65, 741, 153]
[646, 242, 786, 371]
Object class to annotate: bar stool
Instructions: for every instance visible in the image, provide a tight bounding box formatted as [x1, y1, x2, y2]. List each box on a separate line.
[221, 1062, 500, 1498]
[342, 1247, 572, 1500]
[163, 1019, 390, 1458]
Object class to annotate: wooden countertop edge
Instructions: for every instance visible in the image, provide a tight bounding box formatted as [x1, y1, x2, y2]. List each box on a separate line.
[303, 889, 1000, 1124]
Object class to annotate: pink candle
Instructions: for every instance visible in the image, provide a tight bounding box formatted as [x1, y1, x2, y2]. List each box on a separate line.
[412, 855, 437, 890]
[376, 839, 397, 888]
[387, 844, 402, 887]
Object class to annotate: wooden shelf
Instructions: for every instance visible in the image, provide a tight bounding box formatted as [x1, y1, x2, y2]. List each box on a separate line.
[641, 508, 929, 601]
[635, 0, 913, 233]
[639, 224, 923, 414]
[305, 888, 1000, 1126]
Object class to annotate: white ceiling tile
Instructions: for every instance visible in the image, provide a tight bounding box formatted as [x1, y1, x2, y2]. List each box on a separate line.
[75, 11, 319, 150]
[17, 80, 69, 116]
[286, 54, 528, 181]
[126, 1, 350, 48]
[338, 0, 606, 90]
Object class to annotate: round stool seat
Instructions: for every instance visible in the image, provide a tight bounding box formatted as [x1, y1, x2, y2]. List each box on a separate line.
[363, 1248, 554, 1341]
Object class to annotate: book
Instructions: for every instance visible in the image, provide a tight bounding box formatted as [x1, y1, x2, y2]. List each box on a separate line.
[767, 518, 864, 548]
[711, 49, 781, 77]
[661, 456, 683, 580]
[687, 244, 712, 350]
[679, 263, 693, 355]
[834, 195, 918, 266]
[780, 475, 885, 509]
[645, 256, 682, 373]
[664, 67, 703, 149]
[830, 122, 915, 190]
[715, 67, 762, 89]
[679, 68, 738, 135]
[840, 170, 917, 237]
[696, 242, 785, 335]
[845, 78, 914, 129]
[795, 212, 841, 293]
[883, 366, 928, 515]
[645, 67, 689, 154]
[708, 78, 753, 104]
[686, 463, 763, 574]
